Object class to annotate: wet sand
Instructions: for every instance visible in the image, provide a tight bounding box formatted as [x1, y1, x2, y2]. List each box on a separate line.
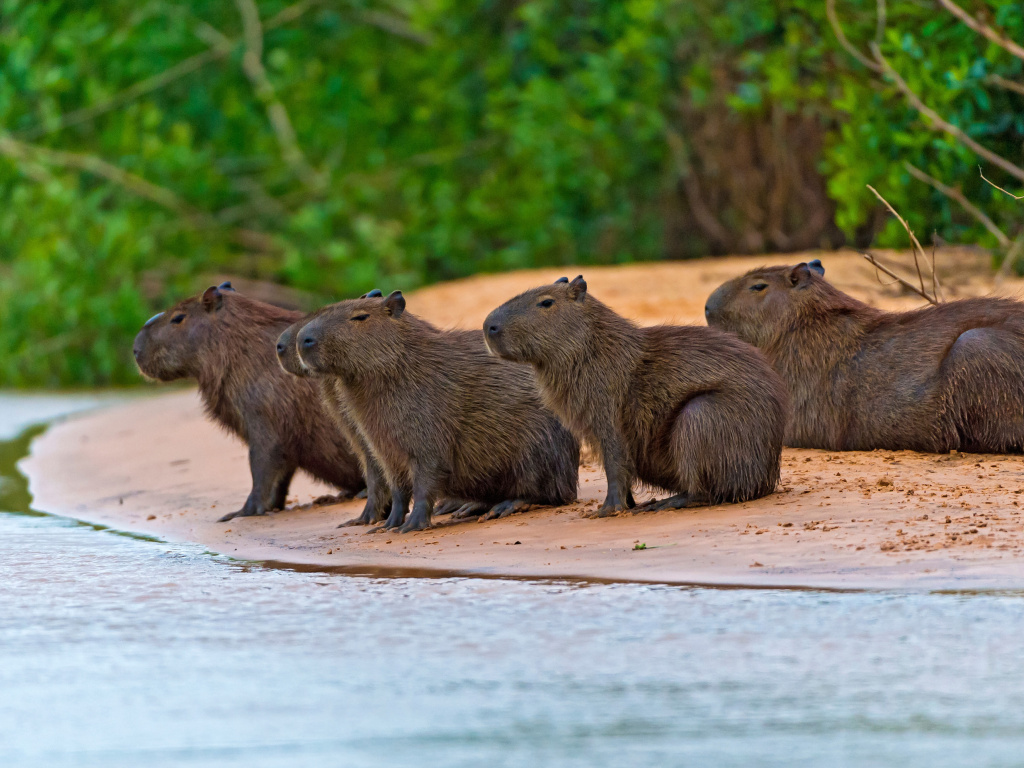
[21, 250, 1024, 589]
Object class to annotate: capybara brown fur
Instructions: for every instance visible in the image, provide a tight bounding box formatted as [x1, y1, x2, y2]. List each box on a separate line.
[484, 276, 788, 515]
[296, 291, 580, 533]
[705, 259, 1024, 452]
[133, 283, 364, 521]
[275, 303, 392, 528]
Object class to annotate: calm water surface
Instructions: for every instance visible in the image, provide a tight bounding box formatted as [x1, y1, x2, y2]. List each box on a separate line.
[2, 395, 1024, 767]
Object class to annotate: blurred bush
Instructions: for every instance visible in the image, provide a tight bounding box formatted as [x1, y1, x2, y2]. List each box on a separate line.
[0, 0, 1020, 385]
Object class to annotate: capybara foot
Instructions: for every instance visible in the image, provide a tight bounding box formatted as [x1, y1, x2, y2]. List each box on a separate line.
[337, 512, 374, 528]
[480, 499, 531, 521]
[217, 507, 265, 522]
[398, 512, 433, 534]
[634, 493, 694, 512]
[452, 501, 489, 519]
[434, 499, 463, 516]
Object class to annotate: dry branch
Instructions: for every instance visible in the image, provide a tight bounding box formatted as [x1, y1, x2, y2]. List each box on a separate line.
[905, 162, 1011, 247]
[937, 0, 1024, 61]
[987, 73, 1024, 97]
[856, 249, 939, 305]
[865, 184, 943, 301]
[980, 167, 1024, 200]
[825, 0, 882, 72]
[871, 44, 1024, 184]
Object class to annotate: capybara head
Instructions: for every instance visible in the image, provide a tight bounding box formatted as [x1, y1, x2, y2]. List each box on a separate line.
[133, 282, 235, 381]
[277, 289, 383, 378]
[484, 276, 591, 364]
[297, 290, 405, 378]
[704, 260, 826, 346]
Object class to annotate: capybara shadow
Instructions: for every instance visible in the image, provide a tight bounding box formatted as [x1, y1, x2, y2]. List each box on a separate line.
[705, 259, 1024, 452]
[133, 283, 364, 521]
[484, 275, 788, 516]
[296, 291, 580, 533]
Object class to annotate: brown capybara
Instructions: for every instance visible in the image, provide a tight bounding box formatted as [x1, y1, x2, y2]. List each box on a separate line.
[484, 276, 788, 515]
[295, 291, 580, 533]
[705, 259, 1024, 452]
[275, 295, 392, 528]
[133, 283, 364, 521]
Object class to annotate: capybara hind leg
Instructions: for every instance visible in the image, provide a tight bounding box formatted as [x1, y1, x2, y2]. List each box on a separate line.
[340, 472, 392, 527]
[480, 499, 531, 521]
[435, 499, 463, 516]
[944, 327, 1024, 452]
[452, 501, 489, 519]
[633, 493, 697, 512]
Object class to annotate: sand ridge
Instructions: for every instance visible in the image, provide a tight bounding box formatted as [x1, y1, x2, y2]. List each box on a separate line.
[21, 250, 1024, 589]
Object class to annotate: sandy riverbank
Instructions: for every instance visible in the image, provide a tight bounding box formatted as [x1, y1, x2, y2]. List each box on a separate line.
[21, 251, 1024, 589]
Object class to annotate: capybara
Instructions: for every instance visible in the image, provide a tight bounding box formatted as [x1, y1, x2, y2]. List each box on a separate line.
[296, 291, 580, 533]
[133, 283, 364, 521]
[705, 259, 1024, 452]
[275, 296, 392, 528]
[484, 276, 787, 515]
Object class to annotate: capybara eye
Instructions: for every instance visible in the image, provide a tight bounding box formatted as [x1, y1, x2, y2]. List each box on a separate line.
[170, 313, 186, 324]
[351, 313, 370, 322]
[750, 283, 768, 292]
[537, 299, 554, 308]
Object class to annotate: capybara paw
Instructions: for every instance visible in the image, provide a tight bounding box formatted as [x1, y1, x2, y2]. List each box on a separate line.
[218, 508, 263, 522]
[453, 501, 489, 520]
[434, 499, 462, 516]
[337, 515, 371, 528]
[584, 504, 619, 519]
[481, 499, 530, 521]
[636, 493, 693, 512]
[398, 518, 433, 534]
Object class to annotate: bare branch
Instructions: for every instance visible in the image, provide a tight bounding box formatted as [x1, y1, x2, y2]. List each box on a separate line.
[0, 132, 212, 225]
[232, 0, 326, 193]
[980, 166, 1024, 199]
[358, 9, 433, 45]
[987, 73, 1024, 96]
[905, 162, 1011, 247]
[871, 43, 1024, 184]
[19, 0, 321, 141]
[826, 0, 882, 72]
[856, 249, 939, 304]
[875, 0, 887, 44]
[866, 183, 930, 282]
[937, 0, 1024, 62]
[997, 234, 1024, 279]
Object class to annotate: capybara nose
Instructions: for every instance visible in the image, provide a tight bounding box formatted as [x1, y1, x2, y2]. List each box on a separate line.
[301, 336, 316, 350]
[704, 304, 710, 317]
[276, 342, 286, 357]
[488, 324, 501, 337]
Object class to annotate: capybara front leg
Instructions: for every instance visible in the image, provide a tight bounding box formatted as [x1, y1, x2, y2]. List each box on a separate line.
[218, 442, 291, 521]
[480, 499, 531, 521]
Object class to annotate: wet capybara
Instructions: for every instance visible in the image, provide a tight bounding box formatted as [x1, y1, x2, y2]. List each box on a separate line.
[133, 283, 364, 521]
[484, 276, 788, 515]
[705, 259, 1024, 452]
[296, 291, 580, 533]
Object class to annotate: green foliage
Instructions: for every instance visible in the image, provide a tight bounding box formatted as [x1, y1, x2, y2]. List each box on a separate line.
[0, 0, 1021, 385]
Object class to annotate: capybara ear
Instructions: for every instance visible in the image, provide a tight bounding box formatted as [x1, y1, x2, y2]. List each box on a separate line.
[554, 277, 569, 284]
[808, 259, 825, 277]
[567, 275, 587, 302]
[788, 263, 813, 288]
[201, 286, 224, 311]
[383, 290, 406, 318]
[218, 281, 235, 292]
[361, 289, 384, 298]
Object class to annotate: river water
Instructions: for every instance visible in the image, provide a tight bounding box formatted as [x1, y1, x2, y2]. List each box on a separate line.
[2, 395, 1024, 767]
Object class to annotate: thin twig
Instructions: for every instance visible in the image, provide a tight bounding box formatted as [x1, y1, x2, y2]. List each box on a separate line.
[856, 249, 939, 304]
[875, 0, 887, 45]
[905, 162, 1010, 247]
[872, 44, 1024, 184]
[997, 234, 1024, 279]
[233, 0, 326, 192]
[980, 166, 1024, 199]
[937, 0, 1024, 62]
[866, 184, 931, 292]
[826, 0, 882, 71]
